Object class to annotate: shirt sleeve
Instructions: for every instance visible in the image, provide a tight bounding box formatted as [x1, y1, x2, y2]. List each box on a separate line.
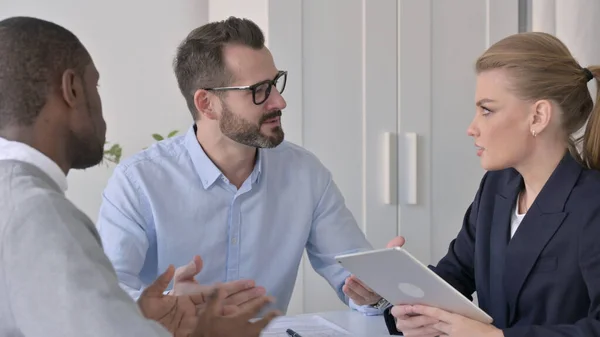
[305, 170, 375, 309]
[96, 165, 151, 300]
[349, 298, 387, 316]
[1, 194, 169, 337]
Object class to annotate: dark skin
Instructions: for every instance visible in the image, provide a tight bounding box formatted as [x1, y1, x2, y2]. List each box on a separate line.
[1, 59, 279, 336]
[0, 64, 106, 174]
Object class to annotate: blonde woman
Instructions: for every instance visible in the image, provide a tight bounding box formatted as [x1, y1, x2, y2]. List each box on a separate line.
[386, 32, 600, 337]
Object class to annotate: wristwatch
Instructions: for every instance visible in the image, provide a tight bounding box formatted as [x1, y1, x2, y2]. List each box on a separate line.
[370, 297, 391, 310]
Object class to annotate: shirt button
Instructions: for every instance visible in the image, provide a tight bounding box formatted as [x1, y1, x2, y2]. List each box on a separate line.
[231, 237, 238, 244]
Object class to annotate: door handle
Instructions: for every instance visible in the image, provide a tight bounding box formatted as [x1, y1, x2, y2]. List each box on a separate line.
[383, 132, 397, 205]
[405, 132, 418, 205]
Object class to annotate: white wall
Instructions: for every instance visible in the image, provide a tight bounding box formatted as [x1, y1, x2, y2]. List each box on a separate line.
[531, 0, 600, 110]
[209, 0, 269, 47]
[428, 0, 517, 263]
[0, 0, 209, 222]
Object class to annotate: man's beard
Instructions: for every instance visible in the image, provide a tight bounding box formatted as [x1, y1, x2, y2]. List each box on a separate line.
[70, 131, 104, 169]
[71, 89, 105, 170]
[219, 104, 284, 148]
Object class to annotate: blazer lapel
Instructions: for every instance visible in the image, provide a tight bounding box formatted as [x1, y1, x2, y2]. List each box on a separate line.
[504, 152, 581, 326]
[488, 174, 521, 328]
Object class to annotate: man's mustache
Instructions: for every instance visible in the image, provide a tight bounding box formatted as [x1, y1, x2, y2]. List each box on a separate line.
[260, 110, 282, 124]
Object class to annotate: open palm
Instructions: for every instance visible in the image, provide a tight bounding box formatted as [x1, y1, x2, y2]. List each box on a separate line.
[138, 265, 209, 336]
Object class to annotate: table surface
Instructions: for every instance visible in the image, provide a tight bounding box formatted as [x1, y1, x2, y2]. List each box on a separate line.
[298, 310, 392, 336]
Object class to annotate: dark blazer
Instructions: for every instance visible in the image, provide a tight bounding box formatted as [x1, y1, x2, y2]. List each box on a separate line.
[384, 152, 600, 337]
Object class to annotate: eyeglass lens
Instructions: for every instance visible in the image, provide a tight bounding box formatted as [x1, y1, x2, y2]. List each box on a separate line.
[253, 73, 286, 104]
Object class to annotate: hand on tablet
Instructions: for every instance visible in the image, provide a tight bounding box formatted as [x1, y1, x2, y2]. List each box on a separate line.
[343, 275, 382, 305]
[342, 236, 407, 306]
[391, 304, 441, 337]
[392, 304, 502, 337]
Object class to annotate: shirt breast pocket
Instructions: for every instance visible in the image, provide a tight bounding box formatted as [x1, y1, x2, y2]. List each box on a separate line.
[531, 256, 558, 273]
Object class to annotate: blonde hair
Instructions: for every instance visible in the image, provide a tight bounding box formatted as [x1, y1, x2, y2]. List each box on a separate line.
[475, 32, 600, 170]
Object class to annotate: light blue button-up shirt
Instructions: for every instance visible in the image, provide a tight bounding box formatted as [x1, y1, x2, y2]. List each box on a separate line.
[97, 125, 381, 315]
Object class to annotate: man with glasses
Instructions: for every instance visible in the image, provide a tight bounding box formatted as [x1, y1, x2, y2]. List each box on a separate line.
[97, 16, 392, 316]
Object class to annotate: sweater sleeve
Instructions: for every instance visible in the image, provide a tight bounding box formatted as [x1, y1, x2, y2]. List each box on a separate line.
[0, 194, 170, 337]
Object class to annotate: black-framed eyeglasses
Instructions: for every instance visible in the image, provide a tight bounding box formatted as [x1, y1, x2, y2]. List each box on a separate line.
[203, 70, 287, 105]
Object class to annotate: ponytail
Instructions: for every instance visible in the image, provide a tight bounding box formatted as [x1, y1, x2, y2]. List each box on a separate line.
[582, 66, 600, 170]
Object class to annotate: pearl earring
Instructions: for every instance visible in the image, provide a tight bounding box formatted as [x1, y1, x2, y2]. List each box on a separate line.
[531, 129, 537, 137]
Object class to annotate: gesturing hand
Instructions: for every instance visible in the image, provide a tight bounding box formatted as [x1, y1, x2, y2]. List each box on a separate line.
[138, 265, 207, 336]
[172, 256, 266, 313]
[191, 287, 281, 337]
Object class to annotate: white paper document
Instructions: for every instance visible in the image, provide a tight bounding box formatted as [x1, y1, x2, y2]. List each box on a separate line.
[260, 315, 353, 337]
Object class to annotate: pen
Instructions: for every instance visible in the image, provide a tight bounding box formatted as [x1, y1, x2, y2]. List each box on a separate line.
[286, 328, 303, 337]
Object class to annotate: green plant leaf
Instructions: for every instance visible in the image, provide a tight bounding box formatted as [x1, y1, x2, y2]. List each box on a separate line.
[103, 142, 123, 164]
[167, 130, 179, 138]
[152, 134, 164, 141]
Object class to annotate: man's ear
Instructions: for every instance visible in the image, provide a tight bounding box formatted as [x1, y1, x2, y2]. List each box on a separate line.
[193, 89, 219, 120]
[60, 69, 83, 109]
[530, 99, 553, 136]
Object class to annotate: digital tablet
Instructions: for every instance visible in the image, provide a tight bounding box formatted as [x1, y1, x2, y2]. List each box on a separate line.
[335, 247, 493, 324]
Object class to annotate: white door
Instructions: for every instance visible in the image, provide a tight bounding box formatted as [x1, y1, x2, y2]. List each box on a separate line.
[397, 0, 519, 267]
[272, 0, 521, 314]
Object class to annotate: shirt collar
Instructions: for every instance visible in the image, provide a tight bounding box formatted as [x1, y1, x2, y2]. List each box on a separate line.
[251, 149, 263, 184]
[0, 137, 68, 192]
[184, 125, 263, 189]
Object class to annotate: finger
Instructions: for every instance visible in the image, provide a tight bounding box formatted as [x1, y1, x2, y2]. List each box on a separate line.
[391, 305, 415, 318]
[248, 310, 281, 334]
[222, 304, 239, 316]
[188, 291, 210, 306]
[143, 265, 175, 296]
[346, 278, 376, 299]
[174, 256, 203, 282]
[220, 279, 256, 296]
[386, 236, 406, 248]
[432, 321, 452, 335]
[411, 305, 455, 323]
[195, 303, 207, 316]
[237, 295, 275, 321]
[225, 287, 266, 307]
[179, 315, 198, 330]
[400, 326, 443, 337]
[174, 315, 198, 337]
[396, 315, 440, 330]
[206, 287, 228, 315]
[342, 284, 367, 304]
[349, 275, 374, 293]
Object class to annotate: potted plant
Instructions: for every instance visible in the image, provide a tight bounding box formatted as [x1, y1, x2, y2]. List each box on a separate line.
[103, 130, 179, 165]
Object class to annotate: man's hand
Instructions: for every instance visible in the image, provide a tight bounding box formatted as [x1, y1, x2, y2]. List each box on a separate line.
[342, 236, 406, 306]
[343, 275, 382, 305]
[393, 304, 502, 337]
[171, 256, 266, 312]
[138, 264, 209, 336]
[192, 287, 280, 337]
